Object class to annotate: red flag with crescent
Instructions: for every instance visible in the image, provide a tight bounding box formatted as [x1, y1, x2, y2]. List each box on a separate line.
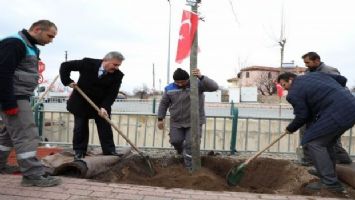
[175, 10, 198, 64]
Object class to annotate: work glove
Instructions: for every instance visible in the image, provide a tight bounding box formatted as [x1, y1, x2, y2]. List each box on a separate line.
[4, 107, 19, 116]
[285, 128, 293, 134]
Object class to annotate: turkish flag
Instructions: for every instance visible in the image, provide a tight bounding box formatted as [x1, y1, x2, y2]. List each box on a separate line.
[276, 83, 283, 97]
[175, 10, 198, 64]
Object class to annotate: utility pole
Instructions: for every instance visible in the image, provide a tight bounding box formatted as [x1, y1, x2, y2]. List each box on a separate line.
[159, 79, 162, 92]
[279, 2, 286, 71]
[278, 2, 286, 128]
[187, 0, 201, 172]
[152, 63, 156, 92]
[167, 0, 172, 84]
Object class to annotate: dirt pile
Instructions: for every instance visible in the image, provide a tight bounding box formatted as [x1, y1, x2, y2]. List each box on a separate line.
[92, 155, 354, 199]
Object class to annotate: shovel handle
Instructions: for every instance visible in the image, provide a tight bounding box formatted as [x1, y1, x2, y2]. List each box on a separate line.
[73, 85, 142, 154]
[37, 74, 60, 103]
[244, 131, 288, 165]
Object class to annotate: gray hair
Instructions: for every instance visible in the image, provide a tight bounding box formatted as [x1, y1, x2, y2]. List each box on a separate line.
[103, 51, 125, 61]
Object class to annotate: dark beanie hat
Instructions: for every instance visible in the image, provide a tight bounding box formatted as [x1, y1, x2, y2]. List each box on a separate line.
[173, 68, 189, 81]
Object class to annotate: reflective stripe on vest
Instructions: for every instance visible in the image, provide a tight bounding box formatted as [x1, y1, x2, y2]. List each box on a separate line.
[17, 151, 36, 160]
[0, 145, 12, 151]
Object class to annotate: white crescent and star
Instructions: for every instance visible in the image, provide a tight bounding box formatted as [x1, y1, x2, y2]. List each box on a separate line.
[179, 18, 192, 40]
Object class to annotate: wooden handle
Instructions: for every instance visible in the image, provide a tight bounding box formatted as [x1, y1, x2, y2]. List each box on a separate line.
[244, 131, 288, 165]
[73, 85, 142, 154]
[37, 74, 60, 102]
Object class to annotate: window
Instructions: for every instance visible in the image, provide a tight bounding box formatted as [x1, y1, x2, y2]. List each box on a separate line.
[246, 72, 250, 78]
[268, 72, 271, 79]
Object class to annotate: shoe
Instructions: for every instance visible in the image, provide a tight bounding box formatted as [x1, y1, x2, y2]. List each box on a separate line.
[336, 159, 352, 164]
[305, 181, 344, 192]
[74, 152, 85, 160]
[299, 158, 313, 166]
[308, 169, 321, 178]
[0, 164, 21, 174]
[103, 151, 121, 156]
[21, 175, 62, 187]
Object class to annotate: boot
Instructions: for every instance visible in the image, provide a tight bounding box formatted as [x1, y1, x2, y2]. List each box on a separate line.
[0, 150, 13, 173]
[74, 152, 85, 160]
[305, 181, 344, 192]
[21, 175, 62, 187]
[0, 164, 21, 174]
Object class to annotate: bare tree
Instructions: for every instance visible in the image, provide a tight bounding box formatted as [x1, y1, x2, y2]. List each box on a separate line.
[256, 72, 276, 96]
[133, 84, 149, 99]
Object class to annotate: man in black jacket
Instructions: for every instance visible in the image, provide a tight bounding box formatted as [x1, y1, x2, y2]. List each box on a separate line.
[60, 51, 125, 160]
[0, 20, 61, 187]
[278, 72, 355, 192]
[299, 52, 352, 166]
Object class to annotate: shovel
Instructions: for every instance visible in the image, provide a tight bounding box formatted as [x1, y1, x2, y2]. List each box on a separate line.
[37, 74, 60, 103]
[73, 85, 156, 176]
[226, 131, 288, 186]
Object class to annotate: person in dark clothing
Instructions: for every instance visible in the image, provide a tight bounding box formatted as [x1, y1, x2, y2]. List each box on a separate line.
[298, 52, 352, 166]
[0, 20, 61, 187]
[278, 72, 355, 192]
[60, 51, 125, 160]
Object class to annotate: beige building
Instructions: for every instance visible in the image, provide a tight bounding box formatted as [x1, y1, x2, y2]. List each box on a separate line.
[227, 65, 306, 95]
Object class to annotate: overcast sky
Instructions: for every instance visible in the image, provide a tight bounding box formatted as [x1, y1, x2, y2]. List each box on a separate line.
[1, 0, 355, 94]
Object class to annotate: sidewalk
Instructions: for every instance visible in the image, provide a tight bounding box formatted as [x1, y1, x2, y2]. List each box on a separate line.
[0, 174, 346, 200]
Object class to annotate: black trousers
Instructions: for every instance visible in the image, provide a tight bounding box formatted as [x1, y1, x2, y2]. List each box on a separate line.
[305, 127, 348, 185]
[73, 115, 116, 154]
[300, 125, 352, 163]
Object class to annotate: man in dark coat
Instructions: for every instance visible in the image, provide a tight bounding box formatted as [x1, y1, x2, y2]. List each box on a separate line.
[278, 72, 355, 192]
[298, 51, 352, 166]
[60, 51, 124, 160]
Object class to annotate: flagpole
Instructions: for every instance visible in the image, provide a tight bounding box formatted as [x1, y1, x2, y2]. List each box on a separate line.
[188, 0, 201, 172]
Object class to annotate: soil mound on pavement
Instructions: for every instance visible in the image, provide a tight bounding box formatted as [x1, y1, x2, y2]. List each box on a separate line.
[92, 155, 354, 199]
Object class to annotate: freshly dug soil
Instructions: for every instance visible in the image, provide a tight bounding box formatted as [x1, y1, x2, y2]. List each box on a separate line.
[92, 155, 355, 199]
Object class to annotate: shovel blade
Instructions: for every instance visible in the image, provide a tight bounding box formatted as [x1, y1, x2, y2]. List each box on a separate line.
[226, 163, 246, 186]
[143, 156, 156, 177]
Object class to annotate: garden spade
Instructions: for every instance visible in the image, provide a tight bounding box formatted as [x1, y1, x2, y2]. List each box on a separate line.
[226, 131, 288, 186]
[73, 85, 156, 176]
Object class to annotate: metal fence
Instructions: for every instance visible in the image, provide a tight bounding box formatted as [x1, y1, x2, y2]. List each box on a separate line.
[34, 104, 355, 156]
[40, 98, 295, 119]
[39, 111, 236, 151]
